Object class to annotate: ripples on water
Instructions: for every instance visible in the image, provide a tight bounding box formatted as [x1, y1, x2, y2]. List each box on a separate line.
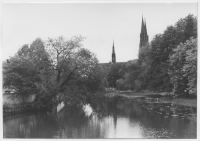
[3, 97, 197, 138]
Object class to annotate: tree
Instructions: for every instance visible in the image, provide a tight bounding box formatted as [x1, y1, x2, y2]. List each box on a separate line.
[116, 79, 126, 90]
[141, 14, 197, 92]
[183, 39, 197, 94]
[107, 63, 124, 88]
[138, 43, 150, 65]
[3, 36, 102, 108]
[169, 38, 197, 96]
[115, 60, 143, 91]
[175, 14, 197, 44]
[3, 39, 51, 105]
[44, 36, 99, 101]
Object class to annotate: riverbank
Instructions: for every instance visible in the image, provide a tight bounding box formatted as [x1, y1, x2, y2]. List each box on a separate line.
[159, 98, 197, 108]
[106, 91, 197, 108]
[106, 91, 160, 97]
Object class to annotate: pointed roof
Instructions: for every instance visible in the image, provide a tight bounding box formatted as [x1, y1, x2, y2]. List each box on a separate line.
[141, 15, 145, 33]
[112, 40, 115, 54]
[144, 18, 147, 34]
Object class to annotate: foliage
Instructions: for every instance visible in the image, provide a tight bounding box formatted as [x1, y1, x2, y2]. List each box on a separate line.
[169, 38, 197, 96]
[3, 39, 51, 104]
[3, 36, 106, 108]
[41, 36, 100, 106]
[138, 43, 150, 65]
[183, 39, 197, 94]
[141, 14, 197, 93]
[115, 60, 142, 91]
[107, 63, 125, 88]
[113, 14, 197, 95]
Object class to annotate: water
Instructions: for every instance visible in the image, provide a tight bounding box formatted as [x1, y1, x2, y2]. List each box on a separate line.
[3, 97, 197, 138]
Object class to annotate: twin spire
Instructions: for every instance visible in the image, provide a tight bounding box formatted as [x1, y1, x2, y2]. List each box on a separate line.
[141, 15, 148, 35]
[111, 15, 148, 63]
[139, 15, 149, 48]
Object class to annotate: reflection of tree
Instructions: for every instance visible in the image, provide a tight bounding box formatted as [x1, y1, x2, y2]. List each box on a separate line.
[4, 114, 38, 138]
[90, 97, 196, 138]
[4, 97, 197, 138]
[4, 106, 92, 138]
[112, 99, 118, 129]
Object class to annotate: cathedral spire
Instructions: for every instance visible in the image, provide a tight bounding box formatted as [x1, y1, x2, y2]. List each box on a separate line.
[112, 40, 116, 63]
[144, 17, 147, 34]
[139, 15, 149, 48]
[112, 40, 115, 54]
[141, 15, 145, 33]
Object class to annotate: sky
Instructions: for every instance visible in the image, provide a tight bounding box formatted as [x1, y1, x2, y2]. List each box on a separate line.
[2, 2, 197, 63]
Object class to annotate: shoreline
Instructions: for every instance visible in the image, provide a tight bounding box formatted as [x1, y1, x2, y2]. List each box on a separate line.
[106, 91, 197, 108]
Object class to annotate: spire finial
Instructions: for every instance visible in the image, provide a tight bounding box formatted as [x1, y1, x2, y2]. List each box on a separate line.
[112, 39, 116, 63]
[141, 14, 144, 33]
[142, 13, 144, 23]
[112, 39, 115, 54]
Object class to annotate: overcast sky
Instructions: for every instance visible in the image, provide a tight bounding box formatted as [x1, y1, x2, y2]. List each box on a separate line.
[2, 2, 197, 63]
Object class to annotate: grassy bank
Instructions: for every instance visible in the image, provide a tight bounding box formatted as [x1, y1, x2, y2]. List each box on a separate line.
[107, 91, 160, 97]
[159, 98, 197, 108]
[106, 91, 197, 108]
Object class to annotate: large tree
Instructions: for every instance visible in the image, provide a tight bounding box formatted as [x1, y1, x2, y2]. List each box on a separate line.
[3, 38, 50, 104]
[169, 38, 197, 96]
[3, 36, 102, 107]
[140, 14, 197, 92]
[44, 36, 99, 103]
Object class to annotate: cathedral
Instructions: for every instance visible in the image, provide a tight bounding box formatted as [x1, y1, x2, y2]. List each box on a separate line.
[111, 16, 149, 63]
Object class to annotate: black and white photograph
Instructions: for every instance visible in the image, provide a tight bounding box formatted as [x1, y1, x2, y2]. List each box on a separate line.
[2, 0, 198, 139]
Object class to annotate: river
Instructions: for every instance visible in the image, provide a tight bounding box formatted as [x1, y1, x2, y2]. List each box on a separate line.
[3, 96, 197, 138]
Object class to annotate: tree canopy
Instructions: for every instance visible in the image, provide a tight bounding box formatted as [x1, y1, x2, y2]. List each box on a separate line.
[111, 14, 197, 96]
[3, 36, 105, 108]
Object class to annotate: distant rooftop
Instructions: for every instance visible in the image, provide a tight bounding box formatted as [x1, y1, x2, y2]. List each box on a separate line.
[98, 62, 127, 67]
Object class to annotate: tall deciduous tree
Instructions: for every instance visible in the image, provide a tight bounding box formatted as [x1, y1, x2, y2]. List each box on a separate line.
[183, 39, 197, 94]
[3, 36, 102, 107]
[142, 14, 197, 92]
[3, 38, 50, 104]
[169, 38, 197, 96]
[44, 36, 98, 99]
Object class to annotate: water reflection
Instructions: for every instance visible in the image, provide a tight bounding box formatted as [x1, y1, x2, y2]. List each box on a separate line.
[3, 97, 196, 138]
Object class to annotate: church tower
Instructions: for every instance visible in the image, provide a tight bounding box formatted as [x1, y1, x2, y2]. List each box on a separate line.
[112, 41, 116, 63]
[139, 16, 149, 48]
